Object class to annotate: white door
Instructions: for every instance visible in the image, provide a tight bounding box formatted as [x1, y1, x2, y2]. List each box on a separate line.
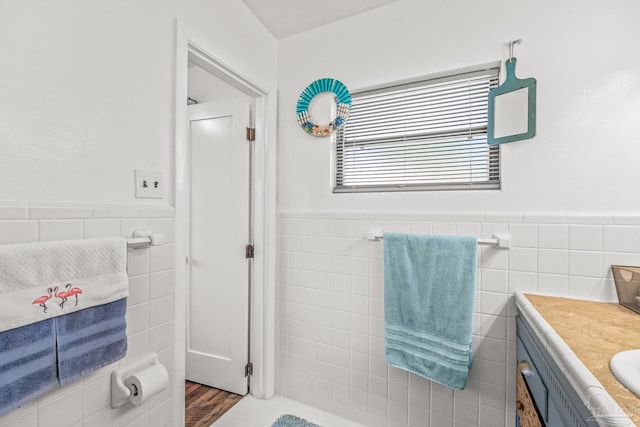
[186, 99, 251, 395]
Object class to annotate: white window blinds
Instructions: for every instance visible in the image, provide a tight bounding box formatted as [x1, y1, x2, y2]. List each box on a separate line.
[335, 68, 500, 193]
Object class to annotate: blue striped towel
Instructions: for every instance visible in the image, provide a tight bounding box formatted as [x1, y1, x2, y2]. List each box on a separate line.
[383, 232, 477, 390]
[0, 319, 58, 416]
[56, 298, 127, 386]
[0, 237, 129, 415]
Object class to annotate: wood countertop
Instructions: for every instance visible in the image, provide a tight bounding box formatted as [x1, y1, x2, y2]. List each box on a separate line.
[524, 293, 640, 425]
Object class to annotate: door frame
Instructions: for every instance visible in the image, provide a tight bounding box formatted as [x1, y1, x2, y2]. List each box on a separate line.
[173, 19, 276, 423]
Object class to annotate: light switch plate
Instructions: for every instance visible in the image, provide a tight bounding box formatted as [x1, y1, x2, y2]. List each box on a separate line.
[135, 169, 163, 199]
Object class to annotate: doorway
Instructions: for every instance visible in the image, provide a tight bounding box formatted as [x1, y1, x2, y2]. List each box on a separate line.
[174, 33, 275, 427]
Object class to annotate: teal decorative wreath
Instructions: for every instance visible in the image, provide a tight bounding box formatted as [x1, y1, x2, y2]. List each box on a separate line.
[296, 78, 352, 137]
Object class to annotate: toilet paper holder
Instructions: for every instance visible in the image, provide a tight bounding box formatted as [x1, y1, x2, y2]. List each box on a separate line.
[111, 352, 164, 408]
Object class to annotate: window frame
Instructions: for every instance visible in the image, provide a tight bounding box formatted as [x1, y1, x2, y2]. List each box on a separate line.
[333, 65, 501, 193]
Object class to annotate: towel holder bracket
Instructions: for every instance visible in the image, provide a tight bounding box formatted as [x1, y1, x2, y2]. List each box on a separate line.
[126, 229, 164, 250]
[492, 233, 511, 249]
[366, 228, 384, 241]
[366, 228, 511, 250]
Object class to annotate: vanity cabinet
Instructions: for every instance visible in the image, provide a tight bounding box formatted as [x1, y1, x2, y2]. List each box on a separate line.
[516, 315, 598, 426]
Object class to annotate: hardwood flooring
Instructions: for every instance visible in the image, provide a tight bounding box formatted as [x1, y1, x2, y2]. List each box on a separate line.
[185, 381, 243, 427]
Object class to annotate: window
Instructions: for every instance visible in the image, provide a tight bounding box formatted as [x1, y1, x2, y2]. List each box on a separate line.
[334, 67, 500, 192]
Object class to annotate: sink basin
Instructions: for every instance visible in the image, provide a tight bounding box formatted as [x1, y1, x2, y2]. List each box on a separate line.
[610, 349, 640, 397]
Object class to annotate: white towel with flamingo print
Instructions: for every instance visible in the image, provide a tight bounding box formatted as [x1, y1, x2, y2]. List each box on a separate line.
[0, 237, 128, 332]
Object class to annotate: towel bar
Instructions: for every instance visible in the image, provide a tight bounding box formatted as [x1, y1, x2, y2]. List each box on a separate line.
[126, 230, 164, 249]
[366, 228, 511, 249]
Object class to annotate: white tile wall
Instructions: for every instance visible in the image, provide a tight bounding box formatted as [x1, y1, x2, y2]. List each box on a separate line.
[276, 211, 640, 427]
[0, 202, 177, 427]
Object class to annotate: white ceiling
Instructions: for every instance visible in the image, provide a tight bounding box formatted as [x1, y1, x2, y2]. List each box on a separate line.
[241, 0, 403, 39]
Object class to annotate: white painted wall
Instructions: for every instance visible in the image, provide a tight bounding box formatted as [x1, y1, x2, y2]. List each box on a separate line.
[0, 0, 276, 205]
[276, 0, 640, 213]
[0, 1, 276, 426]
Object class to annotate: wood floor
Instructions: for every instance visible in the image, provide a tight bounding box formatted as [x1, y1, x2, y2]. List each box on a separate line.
[185, 381, 243, 427]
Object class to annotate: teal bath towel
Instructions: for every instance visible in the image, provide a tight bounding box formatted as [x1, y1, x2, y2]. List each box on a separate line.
[384, 232, 477, 390]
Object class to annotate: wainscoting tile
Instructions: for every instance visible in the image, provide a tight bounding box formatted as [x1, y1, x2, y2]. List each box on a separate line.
[417, 212, 449, 222]
[509, 224, 537, 248]
[139, 206, 176, 218]
[603, 225, 640, 253]
[569, 251, 604, 277]
[126, 302, 149, 336]
[92, 205, 140, 219]
[0, 202, 28, 219]
[484, 212, 523, 223]
[566, 213, 613, 225]
[569, 225, 603, 251]
[0, 220, 38, 244]
[128, 275, 150, 306]
[149, 270, 175, 300]
[523, 213, 565, 224]
[0, 409, 38, 427]
[276, 211, 640, 426]
[538, 249, 569, 274]
[84, 219, 120, 238]
[538, 274, 569, 297]
[38, 387, 84, 427]
[450, 212, 484, 223]
[82, 374, 111, 418]
[150, 244, 175, 273]
[538, 224, 569, 249]
[150, 295, 175, 328]
[30, 205, 92, 219]
[127, 248, 150, 277]
[508, 248, 537, 272]
[614, 214, 640, 225]
[39, 220, 83, 241]
[149, 218, 175, 244]
[120, 219, 151, 239]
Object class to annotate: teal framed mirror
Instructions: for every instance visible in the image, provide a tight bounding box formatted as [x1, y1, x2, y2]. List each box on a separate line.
[487, 54, 537, 146]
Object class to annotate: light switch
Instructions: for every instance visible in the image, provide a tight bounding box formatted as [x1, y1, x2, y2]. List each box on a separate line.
[135, 170, 163, 199]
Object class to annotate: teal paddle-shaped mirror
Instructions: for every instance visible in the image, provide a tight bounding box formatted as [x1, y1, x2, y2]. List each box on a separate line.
[487, 40, 536, 146]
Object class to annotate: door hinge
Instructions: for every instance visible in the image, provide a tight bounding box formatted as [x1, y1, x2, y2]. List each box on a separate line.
[246, 127, 256, 142]
[245, 244, 254, 259]
[245, 362, 253, 377]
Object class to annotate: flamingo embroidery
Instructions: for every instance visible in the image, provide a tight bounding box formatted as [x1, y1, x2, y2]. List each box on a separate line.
[56, 283, 83, 309]
[32, 287, 54, 313]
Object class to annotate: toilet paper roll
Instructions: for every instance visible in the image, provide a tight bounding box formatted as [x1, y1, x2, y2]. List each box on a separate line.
[125, 363, 169, 405]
